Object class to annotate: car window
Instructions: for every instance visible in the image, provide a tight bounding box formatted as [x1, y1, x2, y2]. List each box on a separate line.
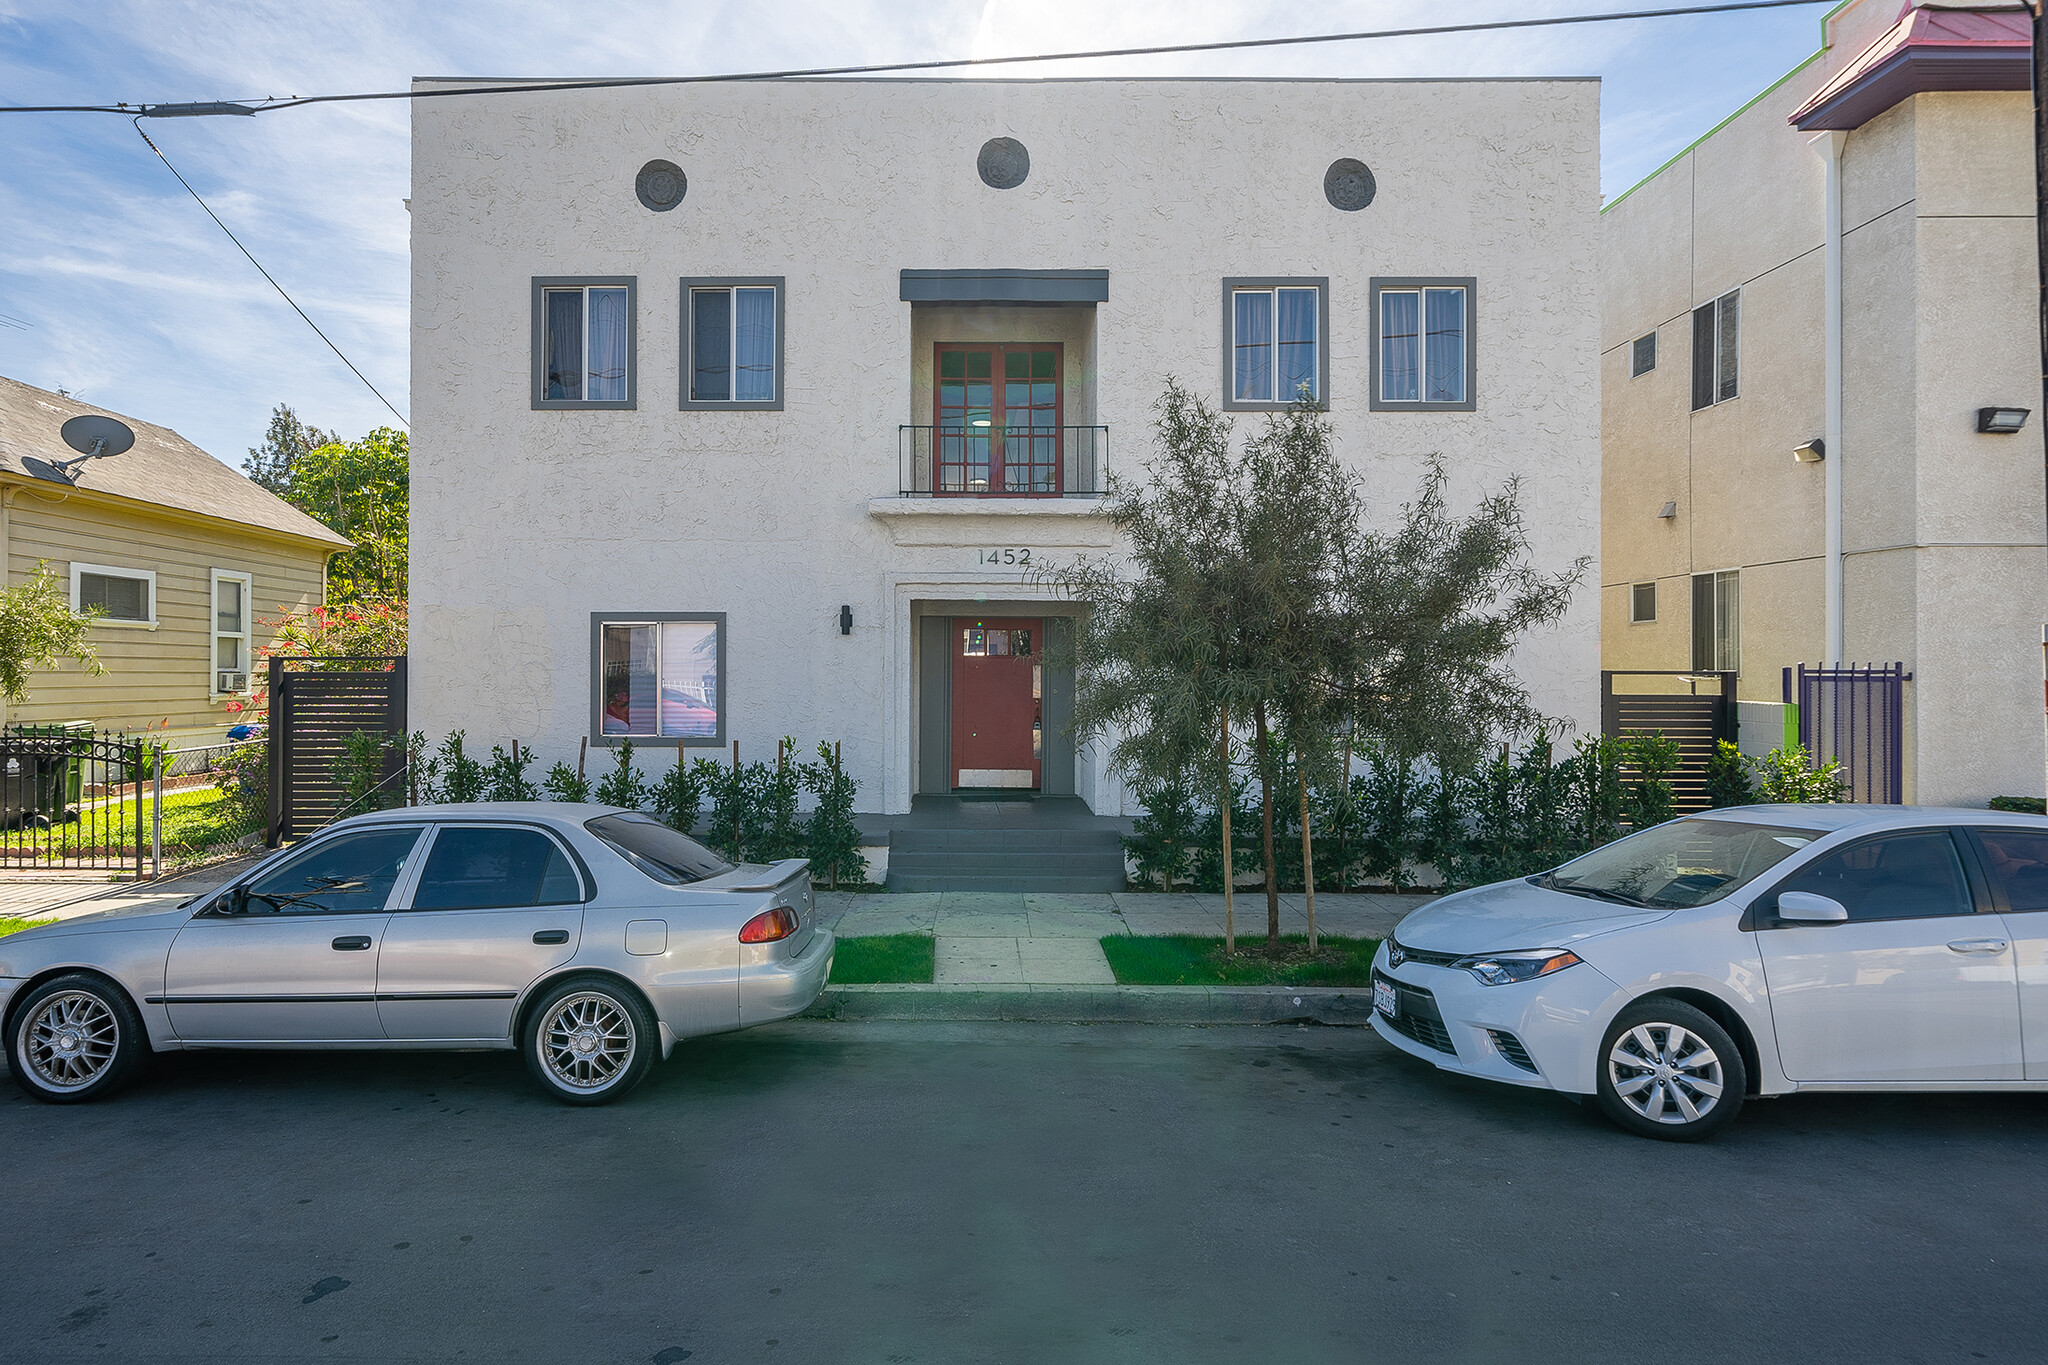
[408, 826, 583, 911]
[585, 812, 734, 885]
[1975, 828, 2048, 912]
[1545, 818, 1820, 908]
[242, 826, 425, 915]
[1773, 830, 1975, 922]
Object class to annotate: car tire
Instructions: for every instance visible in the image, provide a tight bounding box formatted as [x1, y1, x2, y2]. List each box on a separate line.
[7, 973, 148, 1104]
[521, 976, 657, 1106]
[1593, 998, 1745, 1142]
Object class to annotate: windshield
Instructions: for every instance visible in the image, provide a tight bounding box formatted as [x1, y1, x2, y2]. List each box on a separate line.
[585, 812, 735, 885]
[1543, 818, 1822, 909]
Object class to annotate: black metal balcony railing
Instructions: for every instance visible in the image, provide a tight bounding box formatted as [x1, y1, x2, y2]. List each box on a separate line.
[898, 425, 1108, 497]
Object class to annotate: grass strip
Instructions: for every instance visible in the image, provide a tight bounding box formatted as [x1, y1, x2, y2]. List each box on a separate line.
[1101, 934, 1381, 987]
[0, 917, 56, 938]
[829, 933, 935, 984]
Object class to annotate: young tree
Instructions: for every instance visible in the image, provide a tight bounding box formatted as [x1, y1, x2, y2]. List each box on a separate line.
[243, 403, 335, 497]
[0, 562, 104, 707]
[1047, 384, 1584, 957]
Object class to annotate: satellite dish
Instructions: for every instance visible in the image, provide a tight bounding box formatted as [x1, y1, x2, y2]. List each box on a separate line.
[53, 415, 134, 482]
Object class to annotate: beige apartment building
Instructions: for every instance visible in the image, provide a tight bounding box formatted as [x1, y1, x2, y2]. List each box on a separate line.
[1601, 0, 2047, 804]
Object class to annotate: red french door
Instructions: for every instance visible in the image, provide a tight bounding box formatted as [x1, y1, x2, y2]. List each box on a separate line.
[935, 343, 1063, 495]
[952, 618, 1043, 789]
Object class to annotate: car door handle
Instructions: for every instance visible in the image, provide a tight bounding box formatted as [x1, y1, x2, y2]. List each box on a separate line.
[331, 935, 373, 951]
[533, 930, 570, 946]
[1947, 939, 2009, 954]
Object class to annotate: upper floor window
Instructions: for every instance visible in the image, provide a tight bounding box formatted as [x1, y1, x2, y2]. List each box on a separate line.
[212, 569, 253, 693]
[1632, 332, 1657, 377]
[1691, 569, 1739, 672]
[1371, 278, 1476, 412]
[531, 277, 635, 410]
[1691, 290, 1739, 410]
[1223, 278, 1326, 410]
[72, 562, 153, 627]
[683, 278, 784, 410]
[591, 612, 725, 746]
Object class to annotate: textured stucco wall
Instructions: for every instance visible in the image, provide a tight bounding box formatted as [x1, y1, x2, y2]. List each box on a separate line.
[1601, 1, 2048, 804]
[412, 77, 1602, 814]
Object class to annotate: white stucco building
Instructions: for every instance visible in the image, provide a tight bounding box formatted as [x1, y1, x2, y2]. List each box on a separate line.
[1601, 0, 2048, 805]
[409, 76, 1601, 829]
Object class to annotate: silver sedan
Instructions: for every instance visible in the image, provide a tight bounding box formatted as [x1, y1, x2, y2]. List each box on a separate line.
[0, 804, 835, 1105]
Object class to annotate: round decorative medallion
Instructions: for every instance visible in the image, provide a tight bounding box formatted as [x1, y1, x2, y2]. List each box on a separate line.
[977, 137, 1030, 190]
[1324, 157, 1376, 212]
[635, 159, 687, 212]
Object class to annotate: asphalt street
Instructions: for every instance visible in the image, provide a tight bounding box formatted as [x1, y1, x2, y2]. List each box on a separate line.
[2, 1021, 2044, 1364]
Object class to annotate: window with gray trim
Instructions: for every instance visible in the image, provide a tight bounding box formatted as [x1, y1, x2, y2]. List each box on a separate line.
[1222, 278, 1328, 410]
[1370, 278, 1476, 411]
[1691, 290, 1738, 410]
[590, 612, 726, 745]
[531, 277, 636, 410]
[681, 277, 784, 410]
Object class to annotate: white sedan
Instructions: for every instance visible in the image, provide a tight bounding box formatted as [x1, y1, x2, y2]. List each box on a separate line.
[1372, 804, 2048, 1139]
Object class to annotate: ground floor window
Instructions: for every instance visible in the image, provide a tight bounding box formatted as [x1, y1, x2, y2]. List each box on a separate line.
[72, 561, 154, 626]
[592, 613, 725, 744]
[1691, 570, 1739, 672]
[212, 569, 253, 693]
[1630, 581, 1656, 623]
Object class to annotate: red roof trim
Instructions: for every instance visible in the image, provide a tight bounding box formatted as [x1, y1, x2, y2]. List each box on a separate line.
[1790, 5, 2031, 131]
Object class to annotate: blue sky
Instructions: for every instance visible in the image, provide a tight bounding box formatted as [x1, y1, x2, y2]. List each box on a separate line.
[0, 0, 1829, 467]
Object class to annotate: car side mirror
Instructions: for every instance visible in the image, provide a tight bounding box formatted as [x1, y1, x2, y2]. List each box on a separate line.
[1776, 891, 1848, 924]
[215, 886, 250, 917]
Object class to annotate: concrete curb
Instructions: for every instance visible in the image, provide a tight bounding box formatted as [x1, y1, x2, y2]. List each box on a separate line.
[804, 983, 1375, 1025]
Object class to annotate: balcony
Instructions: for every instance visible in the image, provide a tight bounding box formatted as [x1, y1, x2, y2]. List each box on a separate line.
[898, 425, 1108, 498]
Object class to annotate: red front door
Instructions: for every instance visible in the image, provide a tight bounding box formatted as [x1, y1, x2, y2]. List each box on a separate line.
[951, 618, 1042, 789]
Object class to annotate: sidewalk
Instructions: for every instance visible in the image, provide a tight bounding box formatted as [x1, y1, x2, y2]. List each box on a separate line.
[808, 890, 1428, 1021]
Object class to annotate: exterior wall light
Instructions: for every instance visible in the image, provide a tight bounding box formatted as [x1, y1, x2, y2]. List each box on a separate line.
[1657, 501, 1678, 519]
[1792, 438, 1825, 463]
[1978, 407, 2030, 434]
[839, 604, 853, 636]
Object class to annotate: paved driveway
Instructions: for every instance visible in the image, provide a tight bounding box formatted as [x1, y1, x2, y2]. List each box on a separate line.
[2, 1021, 2043, 1363]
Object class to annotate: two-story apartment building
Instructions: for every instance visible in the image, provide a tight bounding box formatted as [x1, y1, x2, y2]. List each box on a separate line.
[409, 76, 1601, 818]
[1601, 0, 2047, 804]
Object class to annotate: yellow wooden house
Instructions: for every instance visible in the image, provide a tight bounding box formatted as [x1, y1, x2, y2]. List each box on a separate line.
[0, 376, 351, 744]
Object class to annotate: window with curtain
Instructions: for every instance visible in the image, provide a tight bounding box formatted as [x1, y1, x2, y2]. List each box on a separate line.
[684, 279, 783, 408]
[1223, 279, 1324, 408]
[1374, 280, 1473, 408]
[533, 279, 634, 407]
[596, 616, 723, 742]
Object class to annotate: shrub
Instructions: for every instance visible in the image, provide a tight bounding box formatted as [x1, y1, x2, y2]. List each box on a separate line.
[652, 754, 708, 834]
[427, 731, 486, 804]
[1991, 795, 2047, 815]
[334, 730, 401, 815]
[1357, 748, 1422, 890]
[757, 738, 806, 863]
[1620, 731, 1681, 830]
[1752, 743, 1846, 803]
[593, 740, 650, 811]
[1124, 775, 1203, 891]
[541, 761, 589, 803]
[1706, 739, 1756, 808]
[703, 754, 772, 863]
[214, 739, 268, 831]
[483, 743, 540, 802]
[1188, 769, 1258, 893]
[801, 741, 867, 889]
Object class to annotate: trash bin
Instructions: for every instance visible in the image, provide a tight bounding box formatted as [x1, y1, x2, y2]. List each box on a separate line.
[3, 721, 91, 819]
[0, 748, 68, 829]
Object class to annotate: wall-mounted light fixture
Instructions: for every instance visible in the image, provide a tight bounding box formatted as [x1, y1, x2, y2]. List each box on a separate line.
[1792, 438, 1825, 463]
[839, 604, 853, 636]
[1657, 501, 1678, 519]
[1978, 406, 2031, 434]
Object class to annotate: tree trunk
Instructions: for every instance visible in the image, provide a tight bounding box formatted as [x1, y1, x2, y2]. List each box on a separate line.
[1220, 703, 1234, 955]
[1254, 700, 1280, 954]
[1299, 765, 1317, 954]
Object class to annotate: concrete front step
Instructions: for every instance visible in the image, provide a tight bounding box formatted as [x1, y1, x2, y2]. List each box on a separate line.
[886, 873, 1128, 893]
[887, 828, 1126, 853]
[805, 983, 1375, 1025]
[884, 825, 1130, 891]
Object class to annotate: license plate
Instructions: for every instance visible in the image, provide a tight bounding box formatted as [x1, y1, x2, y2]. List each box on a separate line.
[1374, 979, 1398, 1019]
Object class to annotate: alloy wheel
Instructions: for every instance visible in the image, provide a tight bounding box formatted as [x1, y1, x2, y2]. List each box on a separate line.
[539, 992, 636, 1091]
[21, 990, 120, 1092]
[1606, 1021, 1724, 1125]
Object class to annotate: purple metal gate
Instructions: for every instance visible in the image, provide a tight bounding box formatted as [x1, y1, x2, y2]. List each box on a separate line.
[1787, 663, 1910, 804]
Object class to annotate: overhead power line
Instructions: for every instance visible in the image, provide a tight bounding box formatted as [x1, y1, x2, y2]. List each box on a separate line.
[132, 119, 409, 428]
[5, 0, 1831, 117]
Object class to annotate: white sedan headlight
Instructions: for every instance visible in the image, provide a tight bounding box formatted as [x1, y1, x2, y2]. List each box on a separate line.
[1452, 948, 1582, 986]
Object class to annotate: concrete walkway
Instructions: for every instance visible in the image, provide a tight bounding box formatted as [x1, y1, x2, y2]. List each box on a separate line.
[811, 890, 1430, 985]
